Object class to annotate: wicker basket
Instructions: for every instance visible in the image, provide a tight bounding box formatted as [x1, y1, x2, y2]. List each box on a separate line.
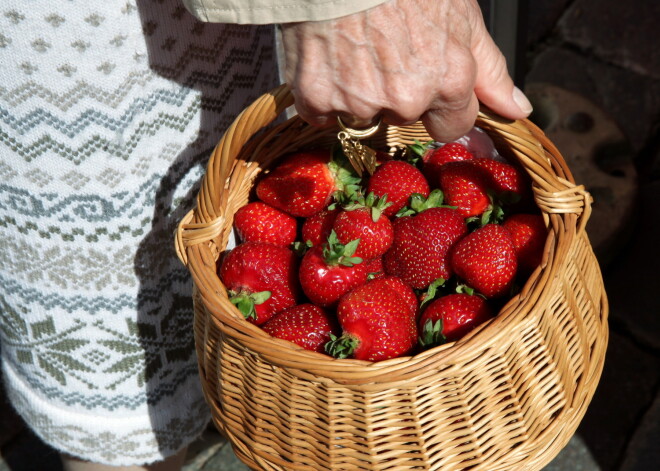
[175, 84, 608, 471]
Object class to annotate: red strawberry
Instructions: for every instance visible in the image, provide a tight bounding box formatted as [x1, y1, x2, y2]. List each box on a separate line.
[503, 213, 547, 275]
[233, 201, 297, 246]
[327, 277, 418, 361]
[471, 157, 531, 204]
[450, 224, 518, 298]
[437, 160, 491, 218]
[219, 242, 301, 325]
[256, 149, 357, 218]
[423, 142, 475, 186]
[332, 194, 394, 260]
[367, 160, 430, 217]
[261, 304, 339, 353]
[301, 208, 339, 246]
[364, 256, 385, 279]
[418, 293, 494, 346]
[426, 142, 475, 165]
[378, 276, 419, 318]
[299, 231, 368, 307]
[384, 207, 467, 289]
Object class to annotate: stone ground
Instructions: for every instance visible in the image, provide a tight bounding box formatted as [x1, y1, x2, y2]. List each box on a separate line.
[1, 0, 659, 470]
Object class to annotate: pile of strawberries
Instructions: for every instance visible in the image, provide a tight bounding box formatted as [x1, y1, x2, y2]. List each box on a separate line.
[219, 135, 548, 362]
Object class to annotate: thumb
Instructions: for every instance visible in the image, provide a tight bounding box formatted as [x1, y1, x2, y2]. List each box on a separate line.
[471, 26, 533, 120]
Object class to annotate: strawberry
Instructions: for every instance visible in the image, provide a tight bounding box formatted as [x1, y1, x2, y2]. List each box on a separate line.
[378, 275, 419, 318]
[366, 160, 430, 218]
[418, 293, 494, 346]
[233, 201, 297, 246]
[261, 303, 339, 353]
[298, 231, 368, 307]
[437, 160, 491, 218]
[219, 242, 301, 325]
[301, 207, 339, 246]
[364, 256, 385, 279]
[423, 142, 475, 187]
[430, 142, 476, 162]
[326, 277, 418, 361]
[471, 157, 531, 205]
[256, 149, 358, 218]
[503, 213, 547, 275]
[450, 224, 518, 298]
[383, 207, 467, 289]
[332, 193, 393, 260]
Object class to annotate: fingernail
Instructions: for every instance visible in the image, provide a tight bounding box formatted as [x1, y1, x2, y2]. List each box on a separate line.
[512, 86, 533, 115]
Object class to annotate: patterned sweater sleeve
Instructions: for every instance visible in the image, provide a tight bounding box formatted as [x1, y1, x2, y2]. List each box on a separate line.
[181, 0, 391, 24]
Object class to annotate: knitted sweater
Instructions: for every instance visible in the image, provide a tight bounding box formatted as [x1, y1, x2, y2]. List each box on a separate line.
[0, 0, 280, 465]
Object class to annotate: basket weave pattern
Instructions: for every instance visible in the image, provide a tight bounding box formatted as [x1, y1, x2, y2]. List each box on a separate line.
[176, 85, 608, 471]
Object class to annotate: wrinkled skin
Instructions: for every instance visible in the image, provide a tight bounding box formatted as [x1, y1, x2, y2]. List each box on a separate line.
[282, 0, 532, 142]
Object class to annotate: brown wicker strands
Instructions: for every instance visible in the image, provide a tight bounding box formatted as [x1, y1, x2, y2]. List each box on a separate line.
[175, 84, 608, 471]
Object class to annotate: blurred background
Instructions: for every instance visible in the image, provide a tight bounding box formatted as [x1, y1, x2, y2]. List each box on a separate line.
[1, 0, 658, 470]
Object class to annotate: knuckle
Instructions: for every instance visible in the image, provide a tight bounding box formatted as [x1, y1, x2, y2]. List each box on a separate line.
[436, 49, 477, 106]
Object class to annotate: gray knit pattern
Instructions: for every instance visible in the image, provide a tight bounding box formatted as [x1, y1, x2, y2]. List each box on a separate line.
[0, 0, 278, 464]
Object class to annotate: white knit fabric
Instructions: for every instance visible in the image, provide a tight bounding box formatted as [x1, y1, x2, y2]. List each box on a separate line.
[0, 0, 279, 465]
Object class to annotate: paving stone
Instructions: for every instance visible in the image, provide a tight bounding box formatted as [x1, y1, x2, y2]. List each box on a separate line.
[525, 0, 572, 46]
[603, 180, 660, 350]
[619, 390, 660, 471]
[194, 436, 249, 471]
[541, 434, 601, 471]
[526, 46, 660, 153]
[0, 429, 62, 471]
[645, 141, 660, 182]
[524, 82, 638, 266]
[183, 427, 237, 471]
[0, 375, 24, 450]
[558, 0, 660, 80]
[576, 331, 660, 471]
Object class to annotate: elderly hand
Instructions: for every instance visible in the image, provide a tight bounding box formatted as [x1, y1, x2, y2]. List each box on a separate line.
[281, 0, 532, 142]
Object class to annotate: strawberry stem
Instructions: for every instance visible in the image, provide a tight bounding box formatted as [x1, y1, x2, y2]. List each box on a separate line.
[325, 333, 359, 359]
[229, 290, 271, 320]
[418, 319, 447, 349]
[292, 240, 313, 256]
[323, 231, 363, 267]
[342, 191, 392, 222]
[466, 193, 505, 230]
[419, 278, 446, 309]
[406, 139, 435, 167]
[396, 189, 455, 217]
[329, 146, 363, 202]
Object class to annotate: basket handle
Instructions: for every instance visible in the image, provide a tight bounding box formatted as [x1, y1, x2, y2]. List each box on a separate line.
[476, 108, 594, 233]
[175, 84, 294, 265]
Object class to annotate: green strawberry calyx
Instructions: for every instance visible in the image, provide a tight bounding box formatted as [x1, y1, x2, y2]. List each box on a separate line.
[228, 290, 271, 320]
[465, 190, 514, 229]
[396, 189, 456, 217]
[419, 277, 446, 310]
[329, 147, 363, 202]
[323, 230, 363, 267]
[292, 239, 314, 256]
[418, 319, 447, 349]
[455, 284, 476, 296]
[325, 333, 359, 359]
[406, 139, 435, 167]
[342, 191, 392, 222]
